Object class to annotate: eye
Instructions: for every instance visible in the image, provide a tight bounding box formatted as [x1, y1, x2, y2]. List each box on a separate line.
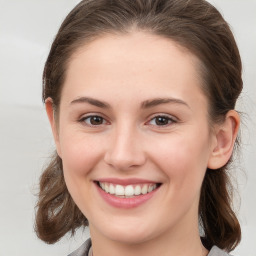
[80, 115, 107, 126]
[147, 115, 176, 126]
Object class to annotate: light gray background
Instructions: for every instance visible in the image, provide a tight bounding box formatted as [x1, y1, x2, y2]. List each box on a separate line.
[0, 0, 255, 255]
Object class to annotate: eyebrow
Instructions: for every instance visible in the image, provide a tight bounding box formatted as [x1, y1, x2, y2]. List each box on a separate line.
[141, 98, 190, 109]
[70, 97, 111, 108]
[70, 96, 189, 109]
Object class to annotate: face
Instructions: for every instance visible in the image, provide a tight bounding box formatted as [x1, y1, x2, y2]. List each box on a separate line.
[51, 32, 217, 244]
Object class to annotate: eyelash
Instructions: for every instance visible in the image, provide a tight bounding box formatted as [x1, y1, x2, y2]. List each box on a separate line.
[79, 115, 108, 127]
[78, 114, 177, 128]
[146, 115, 177, 127]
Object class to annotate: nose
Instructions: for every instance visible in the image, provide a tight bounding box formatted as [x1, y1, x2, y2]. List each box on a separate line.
[104, 125, 146, 171]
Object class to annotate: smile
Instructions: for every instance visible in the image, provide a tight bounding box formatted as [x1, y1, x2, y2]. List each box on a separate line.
[95, 179, 162, 208]
[97, 182, 159, 198]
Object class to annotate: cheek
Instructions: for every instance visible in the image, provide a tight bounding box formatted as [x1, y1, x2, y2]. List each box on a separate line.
[58, 131, 105, 213]
[150, 132, 210, 189]
[59, 130, 105, 178]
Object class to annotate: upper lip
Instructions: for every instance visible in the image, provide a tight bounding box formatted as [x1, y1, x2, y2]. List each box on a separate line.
[95, 178, 161, 186]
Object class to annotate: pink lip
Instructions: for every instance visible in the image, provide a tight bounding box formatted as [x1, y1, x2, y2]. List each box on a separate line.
[95, 182, 160, 209]
[96, 178, 159, 185]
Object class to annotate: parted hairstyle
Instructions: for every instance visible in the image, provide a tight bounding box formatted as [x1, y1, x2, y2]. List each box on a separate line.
[35, 0, 243, 252]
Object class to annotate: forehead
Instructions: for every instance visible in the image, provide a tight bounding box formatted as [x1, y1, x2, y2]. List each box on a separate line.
[62, 31, 206, 108]
[69, 31, 200, 76]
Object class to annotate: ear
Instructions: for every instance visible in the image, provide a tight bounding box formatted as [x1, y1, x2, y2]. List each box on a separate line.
[45, 98, 62, 158]
[207, 110, 240, 169]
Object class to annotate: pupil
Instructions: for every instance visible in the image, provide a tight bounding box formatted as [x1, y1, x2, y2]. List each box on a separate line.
[91, 116, 103, 125]
[156, 117, 168, 125]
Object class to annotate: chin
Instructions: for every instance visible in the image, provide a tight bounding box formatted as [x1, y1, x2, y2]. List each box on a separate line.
[94, 218, 160, 245]
[106, 229, 153, 245]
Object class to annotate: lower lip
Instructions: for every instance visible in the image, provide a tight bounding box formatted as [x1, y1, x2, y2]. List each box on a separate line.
[95, 183, 159, 209]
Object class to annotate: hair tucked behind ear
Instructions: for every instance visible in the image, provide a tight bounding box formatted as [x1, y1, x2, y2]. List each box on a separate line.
[36, 0, 242, 250]
[35, 152, 87, 243]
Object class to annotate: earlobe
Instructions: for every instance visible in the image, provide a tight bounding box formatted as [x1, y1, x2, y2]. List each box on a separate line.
[207, 110, 240, 169]
[45, 98, 62, 158]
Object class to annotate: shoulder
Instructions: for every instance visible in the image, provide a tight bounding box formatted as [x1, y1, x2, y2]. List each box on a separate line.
[68, 239, 91, 256]
[208, 246, 234, 256]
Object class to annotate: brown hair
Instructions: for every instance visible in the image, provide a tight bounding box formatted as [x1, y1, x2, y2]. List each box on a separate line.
[35, 0, 243, 251]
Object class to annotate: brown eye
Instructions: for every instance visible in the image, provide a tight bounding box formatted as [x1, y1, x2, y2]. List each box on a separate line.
[148, 115, 175, 126]
[81, 115, 107, 126]
[155, 116, 170, 125]
[90, 116, 104, 125]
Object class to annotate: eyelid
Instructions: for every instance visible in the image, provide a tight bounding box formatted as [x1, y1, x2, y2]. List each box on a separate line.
[78, 113, 110, 127]
[77, 112, 178, 128]
[146, 113, 178, 127]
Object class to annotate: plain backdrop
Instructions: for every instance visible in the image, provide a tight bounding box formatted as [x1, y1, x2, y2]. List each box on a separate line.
[0, 0, 255, 255]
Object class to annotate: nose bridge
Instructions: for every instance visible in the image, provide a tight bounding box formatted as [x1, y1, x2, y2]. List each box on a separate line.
[104, 120, 145, 170]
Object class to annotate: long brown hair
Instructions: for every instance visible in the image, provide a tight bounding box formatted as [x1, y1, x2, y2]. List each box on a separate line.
[35, 0, 242, 251]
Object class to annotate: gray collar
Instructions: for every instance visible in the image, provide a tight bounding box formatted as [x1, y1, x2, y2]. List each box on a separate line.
[68, 239, 231, 256]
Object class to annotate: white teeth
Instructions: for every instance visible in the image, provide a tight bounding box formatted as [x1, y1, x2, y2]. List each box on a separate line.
[98, 182, 159, 197]
[109, 184, 115, 194]
[141, 184, 148, 194]
[134, 185, 141, 195]
[115, 185, 125, 196]
[148, 185, 153, 193]
[125, 185, 134, 196]
[105, 183, 109, 193]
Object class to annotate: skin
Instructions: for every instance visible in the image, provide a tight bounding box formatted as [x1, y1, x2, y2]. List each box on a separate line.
[46, 31, 240, 256]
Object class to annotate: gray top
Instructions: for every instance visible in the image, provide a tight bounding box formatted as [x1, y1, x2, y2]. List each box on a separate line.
[68, 239, 231, 256]
[208, 246, 230, 256]
[68, 239, 91, 256]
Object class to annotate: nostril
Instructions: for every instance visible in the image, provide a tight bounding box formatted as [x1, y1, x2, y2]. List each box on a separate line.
[103, 135, 146, 169]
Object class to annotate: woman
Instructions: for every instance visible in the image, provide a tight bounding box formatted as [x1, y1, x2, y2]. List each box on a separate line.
[35, 0, 243, 255]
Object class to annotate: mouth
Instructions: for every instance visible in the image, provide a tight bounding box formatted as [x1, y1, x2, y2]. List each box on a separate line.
[95, 181, 162, 198]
